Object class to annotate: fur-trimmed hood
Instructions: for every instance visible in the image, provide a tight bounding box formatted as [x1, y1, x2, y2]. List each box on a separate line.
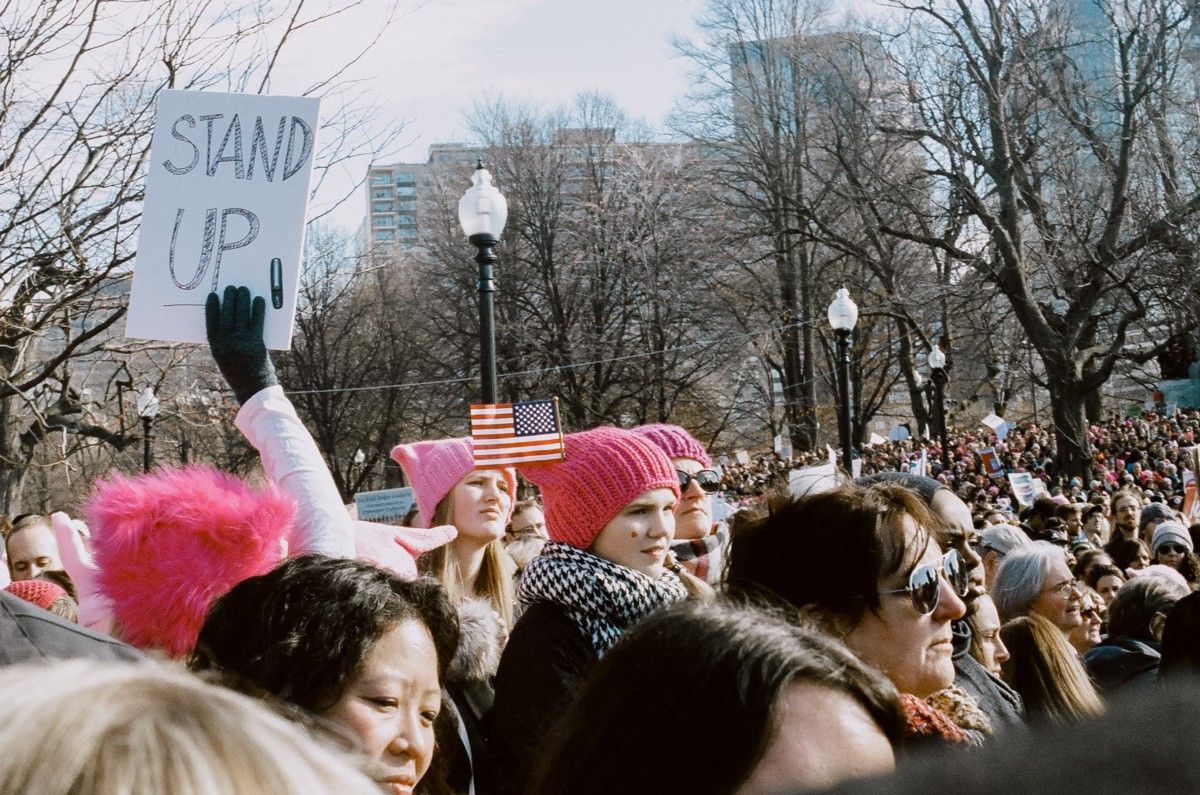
[447, 597, 505, 685]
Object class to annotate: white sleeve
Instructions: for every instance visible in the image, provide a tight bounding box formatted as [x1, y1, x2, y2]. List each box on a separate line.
[234, 385, 355, 558]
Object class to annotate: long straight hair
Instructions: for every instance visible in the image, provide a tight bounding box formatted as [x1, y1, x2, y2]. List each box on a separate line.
[1000, 614, 1104, 726]
[423, 496, 515, 629]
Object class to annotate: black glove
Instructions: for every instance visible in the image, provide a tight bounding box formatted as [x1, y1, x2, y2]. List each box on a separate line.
[206, 285, 278, 405]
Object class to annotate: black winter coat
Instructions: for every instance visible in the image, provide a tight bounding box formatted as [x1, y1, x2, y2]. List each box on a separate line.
[0, 590, 141, 665]
[486, 601, 597, 792]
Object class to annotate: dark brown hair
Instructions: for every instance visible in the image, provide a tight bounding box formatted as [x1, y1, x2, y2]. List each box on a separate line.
[727, 483, 935, 621]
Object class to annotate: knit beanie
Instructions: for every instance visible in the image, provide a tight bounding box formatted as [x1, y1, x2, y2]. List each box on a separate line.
[518, 427, 680, 549]
[632, 423, 712, 469]
[4, 579, 67, 611]
[1151, 521, 1193, 554]
[390, 437, 516, 529]
[1140, 502, 1173, 531]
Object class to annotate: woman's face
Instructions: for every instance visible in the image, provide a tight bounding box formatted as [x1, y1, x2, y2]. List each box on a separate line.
[842, 518, 966, 698]
[322, 619, 441, 795]
[1068, 596, 1104, 653]
[1096, 574, 1123, 606]
[673, 457, 713, 541]
[1130, 546, 1151, 571]
[734, 682, 894, 794]
[590, 488, 676, 578]
[449, 470, 511, 544]
[1029, 556, 1084, 635]
[1156, 542, 1187, 571]
[972, 594, 1008, 676]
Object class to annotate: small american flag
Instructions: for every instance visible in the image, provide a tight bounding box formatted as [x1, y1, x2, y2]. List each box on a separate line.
[471, 399, 566, 468]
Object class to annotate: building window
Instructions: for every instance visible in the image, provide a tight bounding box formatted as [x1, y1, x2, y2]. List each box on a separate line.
[395, 186, 417, 197]
[372, 201, 393, 213]
[373, 216, 394, 228]
[372, 188, 390, 199]
[395, 173, 416, 185]
[396, 213, 416, 225]
[375, 229, 395, 241]
[371, 172, 392, 184]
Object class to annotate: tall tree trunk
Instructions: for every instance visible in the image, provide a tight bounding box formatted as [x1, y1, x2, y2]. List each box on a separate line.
[796, 241, 818, 451]
[1048, 376, 1092, 482]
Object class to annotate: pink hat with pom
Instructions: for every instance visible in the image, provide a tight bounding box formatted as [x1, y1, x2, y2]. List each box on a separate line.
[85, 466, 295, 659]
[632, 424, 712, 468]
[519, 427, 679, 549]
[5, 579, 67, 611]
[390, 437, 516, 529]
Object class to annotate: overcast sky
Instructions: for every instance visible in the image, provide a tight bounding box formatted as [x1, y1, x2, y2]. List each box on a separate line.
[267, 0, 711, 232]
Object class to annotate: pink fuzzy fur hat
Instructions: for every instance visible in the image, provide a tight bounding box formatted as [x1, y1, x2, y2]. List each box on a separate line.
[85, 466, 295, 658]
[390, 437, 517, 529]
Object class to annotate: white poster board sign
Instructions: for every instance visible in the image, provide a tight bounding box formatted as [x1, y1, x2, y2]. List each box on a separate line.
[126, 89, 320, 349]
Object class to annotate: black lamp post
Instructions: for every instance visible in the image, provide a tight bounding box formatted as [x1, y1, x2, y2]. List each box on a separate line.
[136, 387, 160, 474]
[929, 344, 949, 473]
[458, 159, 508, 404]
[827, 287, 859, 474]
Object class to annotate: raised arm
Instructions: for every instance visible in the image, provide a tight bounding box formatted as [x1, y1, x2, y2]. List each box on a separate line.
[208, 285, 354, 558]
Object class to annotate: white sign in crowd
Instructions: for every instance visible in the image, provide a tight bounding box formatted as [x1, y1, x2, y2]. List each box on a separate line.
[126, 89, 320, 350]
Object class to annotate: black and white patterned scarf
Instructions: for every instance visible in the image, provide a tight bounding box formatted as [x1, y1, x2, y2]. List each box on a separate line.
[518, 542, 689, 656]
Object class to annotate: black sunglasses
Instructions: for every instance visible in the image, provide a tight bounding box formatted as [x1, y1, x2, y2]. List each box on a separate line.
[1159, 543, 1190, 556]
[676, 469, 721, 494]
[877, 549, 967, 615]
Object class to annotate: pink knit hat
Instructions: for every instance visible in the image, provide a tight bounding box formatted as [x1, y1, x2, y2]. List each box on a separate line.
[5, 579, 67, 611]
[633, 423, 712, 468]
[390, 437, 517, 529]
[85, 466, 295, 658]
[518, 427, 680, 549]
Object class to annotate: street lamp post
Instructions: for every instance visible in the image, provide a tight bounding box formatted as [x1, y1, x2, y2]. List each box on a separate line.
[928, 344, 949, 473]
[136, 387, 160, 474]
[827, 287, 858, 474]
[458, 159, 508, 404]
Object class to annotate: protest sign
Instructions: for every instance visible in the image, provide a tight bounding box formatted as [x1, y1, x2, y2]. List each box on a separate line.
[735, 450, 751, 466]
[1007, 472, 1038, 507]
[354, 487, 415, 523]
[868, 432, 888, 447]
[789, 462, 840, 497]
[980, 447, 1005, 479]
[887, 424, 910, 442]
[126, 89, 320, 349]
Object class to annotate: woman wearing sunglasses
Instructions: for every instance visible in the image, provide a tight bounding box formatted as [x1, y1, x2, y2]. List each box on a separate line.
[727, 483, 969, 749]
[993, 542, 1085, 639]
[634, 424, 729, 585]
[1150, 522, 1200, 587]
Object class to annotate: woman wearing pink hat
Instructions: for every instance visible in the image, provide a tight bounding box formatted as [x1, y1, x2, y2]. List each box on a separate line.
[390, 438, 517, 629]
[488, 426, 692, 790]
[633, 423, 729, 585]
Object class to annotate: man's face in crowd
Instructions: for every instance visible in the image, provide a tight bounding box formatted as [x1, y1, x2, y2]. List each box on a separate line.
[6, 522, 62, 581]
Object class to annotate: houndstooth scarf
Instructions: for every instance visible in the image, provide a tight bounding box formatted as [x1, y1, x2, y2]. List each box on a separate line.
[518, 542, 689, 656]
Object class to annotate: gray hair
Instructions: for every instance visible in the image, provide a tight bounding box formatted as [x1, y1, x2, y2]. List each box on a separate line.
[993, 541, 1065, 622]
[980, 524, 1032, 559]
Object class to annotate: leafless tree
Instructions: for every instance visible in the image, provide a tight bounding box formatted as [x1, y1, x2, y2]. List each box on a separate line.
[880, 0, 1200, 479]
[0, 0, 405, 511]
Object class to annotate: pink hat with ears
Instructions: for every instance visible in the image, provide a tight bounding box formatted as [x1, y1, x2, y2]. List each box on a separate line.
[519, 427, 679, 550]
[85, 466, 295, 659]
[390, 437, 516, 529]
[632, 423, 712, 468]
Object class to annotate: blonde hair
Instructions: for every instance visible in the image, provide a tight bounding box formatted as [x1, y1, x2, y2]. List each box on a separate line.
[425, 495, 516, 628]
[0, 660, 380, 794]
[1000, 614, 1104, 726]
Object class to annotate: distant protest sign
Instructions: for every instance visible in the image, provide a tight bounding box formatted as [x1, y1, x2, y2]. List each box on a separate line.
[355, 487, 415, 523]
[126, 89, 320, 349]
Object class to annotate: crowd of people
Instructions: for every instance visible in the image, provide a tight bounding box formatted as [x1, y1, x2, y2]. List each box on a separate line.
[3, 286, 1200, 794]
